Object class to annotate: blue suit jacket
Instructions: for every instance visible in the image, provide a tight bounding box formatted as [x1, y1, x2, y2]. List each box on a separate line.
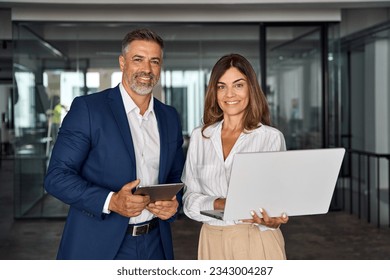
[44, 85, 184, 260]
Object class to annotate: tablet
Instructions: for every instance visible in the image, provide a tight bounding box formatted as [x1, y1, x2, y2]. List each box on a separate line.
[133, 183, 184, 202]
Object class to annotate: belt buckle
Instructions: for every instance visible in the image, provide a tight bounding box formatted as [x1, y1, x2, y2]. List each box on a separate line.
[132, 223, 150, 236]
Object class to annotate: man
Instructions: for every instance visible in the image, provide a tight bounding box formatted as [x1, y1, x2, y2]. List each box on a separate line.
[44, 28, 185, 260]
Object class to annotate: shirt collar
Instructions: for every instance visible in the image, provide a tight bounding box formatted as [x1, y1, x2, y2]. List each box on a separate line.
[119, 83, 155, 119]
[203, 121, 223, 138]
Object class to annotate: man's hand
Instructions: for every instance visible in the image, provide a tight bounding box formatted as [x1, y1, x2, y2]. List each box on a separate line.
[146, 196, 179, 220]
[108, 179, 151, 218]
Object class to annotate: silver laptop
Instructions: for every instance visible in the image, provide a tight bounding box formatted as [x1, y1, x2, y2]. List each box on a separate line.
[200, 148, 345, 220]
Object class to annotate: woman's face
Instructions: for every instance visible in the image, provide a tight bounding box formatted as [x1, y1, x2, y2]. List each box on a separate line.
[216, 67, 249, 119]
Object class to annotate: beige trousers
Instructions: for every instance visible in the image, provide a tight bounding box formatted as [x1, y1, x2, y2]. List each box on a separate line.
[198, 223, 286, 260]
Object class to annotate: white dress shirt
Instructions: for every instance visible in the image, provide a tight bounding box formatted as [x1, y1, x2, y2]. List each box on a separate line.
[182, 121, 286, 230]
[103, 83, 160, 224]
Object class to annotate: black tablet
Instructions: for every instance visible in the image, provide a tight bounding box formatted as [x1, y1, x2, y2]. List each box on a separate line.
[133, 183, 184, 202]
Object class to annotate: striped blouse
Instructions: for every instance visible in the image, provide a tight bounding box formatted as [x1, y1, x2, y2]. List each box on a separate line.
[182, 120, 286, 229]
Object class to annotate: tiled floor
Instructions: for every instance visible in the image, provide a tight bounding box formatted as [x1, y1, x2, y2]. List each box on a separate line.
[1, 158, 390, 260]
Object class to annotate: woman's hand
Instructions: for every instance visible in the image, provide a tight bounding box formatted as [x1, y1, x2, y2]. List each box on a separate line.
[214, 198, 226, 210]
[241, 208, 288, 229]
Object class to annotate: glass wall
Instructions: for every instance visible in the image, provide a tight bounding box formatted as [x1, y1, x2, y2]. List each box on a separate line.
[338, 22, 390, 226]
[345, 27, 390, 153]
[13, 24, 66, 218]
[266, 25, 323, 150]
[328, 23, 342, 149]
[161, 24, 260, 136]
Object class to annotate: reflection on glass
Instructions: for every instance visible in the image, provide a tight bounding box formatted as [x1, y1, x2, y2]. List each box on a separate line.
[13, 25, 73, 218]
[13, 71, 47, 217]
[266, 26, 322, 150]
[162, 70, 206, 136]
[328, 23, 341, 148]
[338, 25, 390, 226]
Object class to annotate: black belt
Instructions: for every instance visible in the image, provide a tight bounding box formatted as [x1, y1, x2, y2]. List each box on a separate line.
[127, 218, 159, 236]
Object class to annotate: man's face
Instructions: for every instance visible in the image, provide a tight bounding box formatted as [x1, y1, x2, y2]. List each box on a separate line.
[119, 40, 162, 96]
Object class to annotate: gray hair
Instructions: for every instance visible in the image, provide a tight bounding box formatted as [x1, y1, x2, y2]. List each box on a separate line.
[121, 28, 164, 55]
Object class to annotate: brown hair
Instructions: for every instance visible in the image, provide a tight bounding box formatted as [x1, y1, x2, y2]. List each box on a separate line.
[121, 28, 164, 55]
[202, 53, 270, 137]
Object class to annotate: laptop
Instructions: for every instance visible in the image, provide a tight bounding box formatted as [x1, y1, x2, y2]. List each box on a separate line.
[200, 148, 345, 220]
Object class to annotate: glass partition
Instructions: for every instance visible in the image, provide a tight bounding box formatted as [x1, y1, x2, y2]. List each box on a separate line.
[327, 23, 342, 148]
[266, 25, 323, 150]
[338, 23, 390, 226]
[161, 24, 260, 135]
[13, 24, 68, 218]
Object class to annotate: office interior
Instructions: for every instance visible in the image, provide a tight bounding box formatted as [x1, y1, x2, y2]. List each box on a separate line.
[0, 0, 390, 259]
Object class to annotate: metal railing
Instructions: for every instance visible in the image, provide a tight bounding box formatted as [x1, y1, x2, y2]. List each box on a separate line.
[333, 149, 390, 228]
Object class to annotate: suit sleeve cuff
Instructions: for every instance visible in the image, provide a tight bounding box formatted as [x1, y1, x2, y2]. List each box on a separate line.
[103, 191, 114, 214]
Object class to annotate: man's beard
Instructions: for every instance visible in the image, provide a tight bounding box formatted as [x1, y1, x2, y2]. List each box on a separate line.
[130, 72, 159, 96]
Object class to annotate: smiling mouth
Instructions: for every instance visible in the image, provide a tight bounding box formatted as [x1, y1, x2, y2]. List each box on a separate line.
[135, 72, 155, 81]
[225, 101, 239, 105]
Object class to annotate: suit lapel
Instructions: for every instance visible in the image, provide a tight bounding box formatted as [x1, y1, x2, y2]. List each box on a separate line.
[154, 99, 168, 184]
[107, 86, 136, 167]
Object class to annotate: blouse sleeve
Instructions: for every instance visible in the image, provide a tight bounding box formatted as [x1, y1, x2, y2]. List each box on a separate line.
[279, 130, 287, 151]
[181, 131, 221, 223]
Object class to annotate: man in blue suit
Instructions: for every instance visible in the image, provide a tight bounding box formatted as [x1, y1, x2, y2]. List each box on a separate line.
[44, 28, 185, 260]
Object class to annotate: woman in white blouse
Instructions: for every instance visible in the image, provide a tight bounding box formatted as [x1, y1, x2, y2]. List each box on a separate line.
[182, 53, 289, 260]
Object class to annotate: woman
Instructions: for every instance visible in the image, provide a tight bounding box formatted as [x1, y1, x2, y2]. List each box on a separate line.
[182, 53, 289, 260]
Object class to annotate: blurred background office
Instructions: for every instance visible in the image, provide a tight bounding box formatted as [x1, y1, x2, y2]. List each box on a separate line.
[0, 0, 390, 259]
